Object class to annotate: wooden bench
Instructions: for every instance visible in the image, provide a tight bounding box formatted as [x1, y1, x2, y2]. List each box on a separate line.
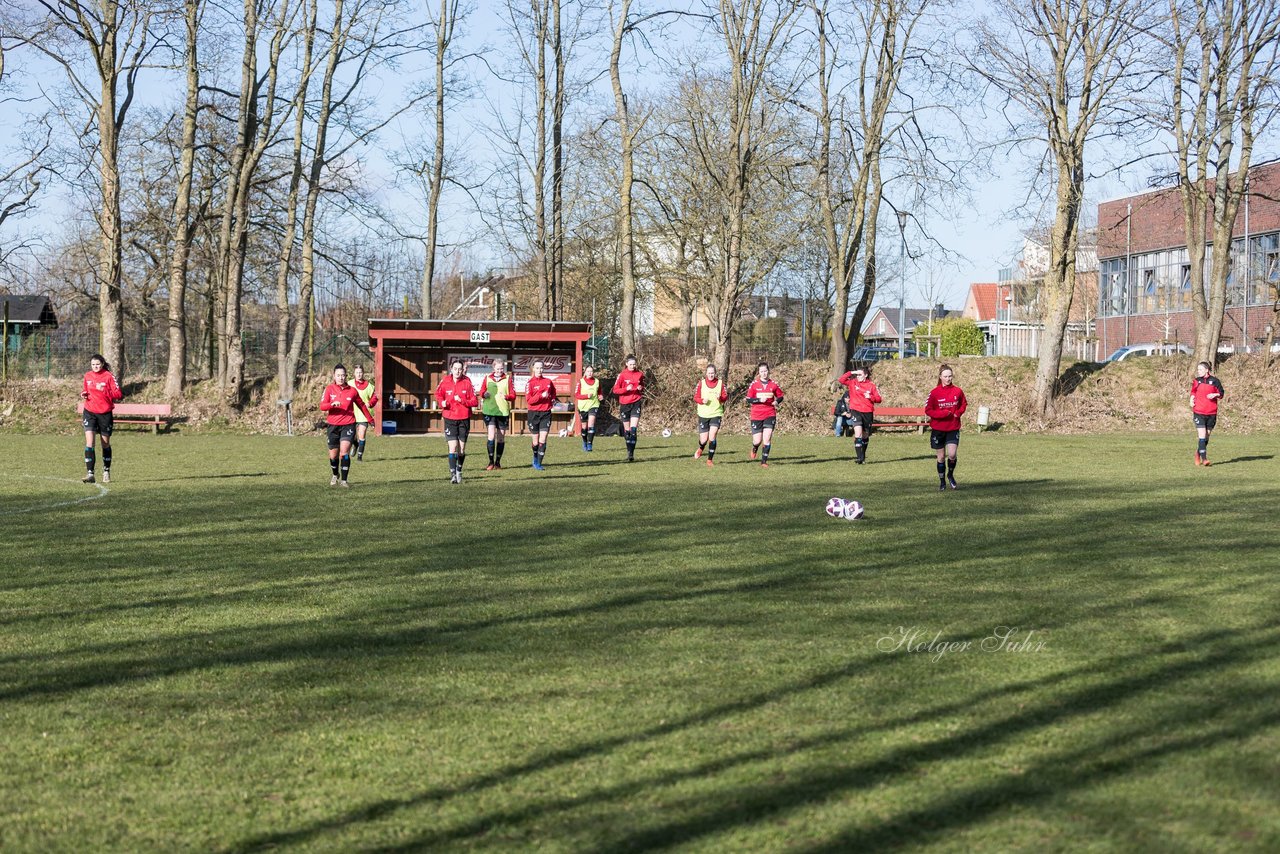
[871, 406, 929, 433]
[78, 402, 173, 434]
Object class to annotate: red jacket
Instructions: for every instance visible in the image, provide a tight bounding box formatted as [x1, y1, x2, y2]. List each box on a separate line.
[320, 382, 373, 426]
[694, 378, 728, 406]
[435, 375, 478, 420]
[747, 379, 784, 420]
[1190, 376, 1224, 415]
[837, 373, 882, 414]
[924, 384, 967, 431]
[525, 375, 558, 411]
[82, 369, 123, 414]
[612, 369, 645, 404]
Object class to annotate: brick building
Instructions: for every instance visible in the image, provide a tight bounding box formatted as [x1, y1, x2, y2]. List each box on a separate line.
[1096, 160, 1280, 357]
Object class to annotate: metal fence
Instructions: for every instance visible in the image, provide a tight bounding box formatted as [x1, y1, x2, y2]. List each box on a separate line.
[0, 318, 372, 383]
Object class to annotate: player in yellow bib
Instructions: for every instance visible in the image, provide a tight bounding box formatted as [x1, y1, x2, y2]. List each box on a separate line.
[351, 365, 378, 461]
[574, 364, 601, 451]
[693, 364, 728, 466]
[478, 357, 517, 470]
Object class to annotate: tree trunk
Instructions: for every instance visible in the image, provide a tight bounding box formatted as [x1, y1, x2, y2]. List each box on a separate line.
[164, 0, 202, 399]
[1031, 159, 1082, 417]
[96, 84, 125, 378]
[611, 0, 636, 357]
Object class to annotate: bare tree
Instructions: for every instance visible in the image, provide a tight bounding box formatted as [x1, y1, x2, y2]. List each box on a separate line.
[163, 0, 205, 398]
[12, 0, 155, 377]
[973, 0, 1149, 417]
[215, 0, 303, 403]
[700, 0, 802, 376]
[1158, 0, 1280, 363]
[418, 0, 465, 318]
[0, 120, 54, 272]
[808, 0, 929, 382]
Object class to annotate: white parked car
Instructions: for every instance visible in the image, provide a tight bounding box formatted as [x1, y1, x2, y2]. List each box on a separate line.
[1105, 343, 1192, 362]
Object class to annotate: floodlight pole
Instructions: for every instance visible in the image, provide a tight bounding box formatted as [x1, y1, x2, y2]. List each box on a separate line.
[896, 210, 909, 358]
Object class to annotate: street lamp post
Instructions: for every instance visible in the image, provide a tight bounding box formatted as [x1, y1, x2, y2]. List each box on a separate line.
[896, 210, 909, 358]
[1004, 292, 1014, 356]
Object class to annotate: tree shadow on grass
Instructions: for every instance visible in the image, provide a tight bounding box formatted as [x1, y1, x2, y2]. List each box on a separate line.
[1057, 361, 1106, 398]
[223, 619, 1280, 853]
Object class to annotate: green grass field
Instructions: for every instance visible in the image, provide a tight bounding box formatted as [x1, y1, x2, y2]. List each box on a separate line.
[2, 429, 1279, 851]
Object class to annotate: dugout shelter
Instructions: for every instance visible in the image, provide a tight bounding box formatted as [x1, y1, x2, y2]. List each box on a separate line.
[366, 318, 594, 436]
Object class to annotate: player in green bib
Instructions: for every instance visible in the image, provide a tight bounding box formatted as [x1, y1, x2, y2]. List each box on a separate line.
[478, 358, 517, 470]
[351, 365, 378, 461]
[574, 364, 601, 451]
[693, 363, 728, 466]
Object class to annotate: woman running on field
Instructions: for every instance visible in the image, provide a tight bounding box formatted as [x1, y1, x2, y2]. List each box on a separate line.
[1190, 360, 1225, 466]
[746, 362, 784, 467]
[693, 363, 728, 466]
[611, 354, 645, 462]
[525, 360, 558, 470]
[479, 357, 517, 470]
[575, 364, 601, 451]
[350, 364, 378, 461]
[435, 358, 479, 483]
[319, 363, 374, 488]
[837, 364, 882, 464]
[924, 364, 967, 490]
[80, 353, 122, 484]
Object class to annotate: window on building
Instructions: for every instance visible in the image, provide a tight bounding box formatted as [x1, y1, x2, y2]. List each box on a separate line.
[1267, 251, 1279, 282]
[877, 317, 886, 334]
[1141, 269, 1157, 312]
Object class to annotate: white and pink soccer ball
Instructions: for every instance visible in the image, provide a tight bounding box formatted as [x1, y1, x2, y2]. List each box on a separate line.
[825, 497, 865, 520]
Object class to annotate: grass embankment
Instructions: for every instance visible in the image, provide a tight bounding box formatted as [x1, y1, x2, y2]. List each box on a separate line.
[2, 431, 1278, 850]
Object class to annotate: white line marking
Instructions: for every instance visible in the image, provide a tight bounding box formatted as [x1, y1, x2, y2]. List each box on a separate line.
[3, 475, 111, 516]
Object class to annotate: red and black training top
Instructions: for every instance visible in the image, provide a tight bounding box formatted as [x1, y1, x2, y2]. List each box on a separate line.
[924, 384, 967, 431]
[1190, 375, 1225, 415]
[320, 383, 373, 426]
[837, 373, 882, 414]
[435, 375, 479, 420]
[612, 369, 645, 404]
[525, 375, 559, 411]
[82, 369, 123, 414]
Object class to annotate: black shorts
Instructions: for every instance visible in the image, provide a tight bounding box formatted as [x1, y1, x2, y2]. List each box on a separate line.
[1193, 413, 1217, 430]
[483, 414, 510, 430]
[619, 402, 643, 422]
[82, 410, 113, 436]
[327, 424, 356, 449]
[697, 416, 723, 433]
[578, 407, 599, 425]
[930, 429, 961, 449]
[849, 411, 874, 431]
[527, 410, 552, 434]
[750, 417, 777, 433]
[444, 418, 470, 441]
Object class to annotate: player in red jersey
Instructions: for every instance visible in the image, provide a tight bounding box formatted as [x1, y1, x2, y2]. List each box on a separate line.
[611, 354, 645, 462]
[837, 365, 882, 464]
[80, 354, 123, 484]
[319, 363, 374, 488]
[1190, 360, 1225, 466]
[525, 360, 559, 470]
[436, 359, 479, 483]
[350, 364, 378, 461]
[924, 364, 967, 490]
[746, 362, 784, 466]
